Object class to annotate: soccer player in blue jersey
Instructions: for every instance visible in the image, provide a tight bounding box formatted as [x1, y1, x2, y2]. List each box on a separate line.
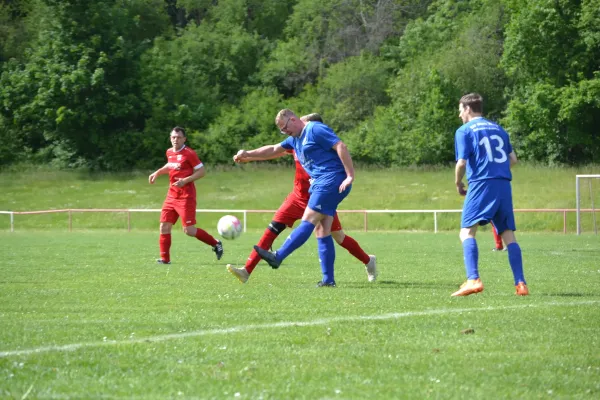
[239, 109, 355, 287]
[452, 93, 528, 296]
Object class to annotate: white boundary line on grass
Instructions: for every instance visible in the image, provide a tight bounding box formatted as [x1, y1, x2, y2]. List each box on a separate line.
[1, 300, 598, 358]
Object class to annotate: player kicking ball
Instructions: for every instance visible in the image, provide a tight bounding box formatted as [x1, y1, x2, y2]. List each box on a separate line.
[253, 109, 355, 287]
[452, 93, 528, 296]
[228, 113, 376, 285]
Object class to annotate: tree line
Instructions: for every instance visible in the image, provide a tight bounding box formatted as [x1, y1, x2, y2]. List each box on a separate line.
[1, 0, 598, 170]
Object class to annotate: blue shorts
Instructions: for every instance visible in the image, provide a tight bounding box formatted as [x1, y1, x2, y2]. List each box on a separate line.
[461, 179, 516, 234]
[307, 185, 351, 216]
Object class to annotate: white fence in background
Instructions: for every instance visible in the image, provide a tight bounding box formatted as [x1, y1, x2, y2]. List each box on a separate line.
[1, 208, 599, 234]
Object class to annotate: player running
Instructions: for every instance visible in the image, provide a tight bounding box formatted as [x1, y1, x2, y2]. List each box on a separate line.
[149, 126, 223, 264]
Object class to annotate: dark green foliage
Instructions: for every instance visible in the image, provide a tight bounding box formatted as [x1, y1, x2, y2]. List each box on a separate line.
[196, 87, 285, 164]
[502, 0, 600, 164]
[0, 0, 598, 169]
[0, 0, 170, 169]
[361, 0, 507, 166]
[307, 54, 394, 133]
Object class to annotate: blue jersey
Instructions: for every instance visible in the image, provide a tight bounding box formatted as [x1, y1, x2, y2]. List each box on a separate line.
[280, 121, 346, 193]
[455, 117, 513, 183]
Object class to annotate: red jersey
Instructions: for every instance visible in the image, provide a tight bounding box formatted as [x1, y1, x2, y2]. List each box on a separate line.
[165, 145, 203, 199]
[288, 150, 311, 201]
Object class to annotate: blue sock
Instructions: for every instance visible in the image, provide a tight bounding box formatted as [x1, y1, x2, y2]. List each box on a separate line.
[275, 220, 315, 262]
[507, 242, 526, 285]
[462, 238, 479, 280]
[317, 235, 335, 283]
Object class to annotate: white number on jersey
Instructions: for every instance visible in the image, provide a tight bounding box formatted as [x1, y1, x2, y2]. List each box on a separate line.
[479, 135, 507, 163]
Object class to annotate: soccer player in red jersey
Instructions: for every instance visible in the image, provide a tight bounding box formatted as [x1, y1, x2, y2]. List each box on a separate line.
[149, 127, 223, 264]
[227, 114, 377, 284]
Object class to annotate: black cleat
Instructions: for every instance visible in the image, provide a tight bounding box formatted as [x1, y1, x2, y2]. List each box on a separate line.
[213, 241, 224, 260]
[316, 281, 336, 288]
[156, 259, 171, 265]
[253, 245, 281, 269]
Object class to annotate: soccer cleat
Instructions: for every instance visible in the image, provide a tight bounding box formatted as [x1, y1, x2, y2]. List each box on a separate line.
[365, 255, 377, 282]
[213, 241, 223, 260]
[253, 245, 281, 269]
[316, 281, 336, 288]
[156, 259, 171, 265]
[451, 278, 484, 297]
[492, 247, 504, 252]
[515, 282, 529, 296]
[227, 264, 249, 284]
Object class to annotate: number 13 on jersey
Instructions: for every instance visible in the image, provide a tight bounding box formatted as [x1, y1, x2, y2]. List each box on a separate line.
[479, 135, 507, 163]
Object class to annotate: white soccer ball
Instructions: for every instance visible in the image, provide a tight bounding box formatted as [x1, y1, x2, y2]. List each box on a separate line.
[217, 215, 243, 240]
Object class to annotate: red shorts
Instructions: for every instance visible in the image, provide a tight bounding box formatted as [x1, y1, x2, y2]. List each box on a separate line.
[160, 197, 196, 227]
[274, 193, 342, 231]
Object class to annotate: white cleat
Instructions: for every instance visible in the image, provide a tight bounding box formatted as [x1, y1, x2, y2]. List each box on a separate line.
[227, 264, 249, 284]
[365, 255, 377, 282]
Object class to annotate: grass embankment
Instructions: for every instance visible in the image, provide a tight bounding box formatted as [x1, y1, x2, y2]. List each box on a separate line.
[0, 164, 599, 232]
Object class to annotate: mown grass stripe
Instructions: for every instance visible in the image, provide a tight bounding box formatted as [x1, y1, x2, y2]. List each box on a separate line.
[2, 300, 598, 358]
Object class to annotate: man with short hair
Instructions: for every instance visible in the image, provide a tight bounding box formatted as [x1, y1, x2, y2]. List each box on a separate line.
[234, 110, 355, 287]
[452, 93, 528, 296]
[228, 113, 376, 284]
[149, 127, 223, 264]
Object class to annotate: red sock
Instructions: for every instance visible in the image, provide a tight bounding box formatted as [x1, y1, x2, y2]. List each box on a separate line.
[159, 233, 171, 262]
[246, 229, 279, 273]
[195, 228, 218, 246]
[340, 235, 370, 264]
[492, 225, 503, 249]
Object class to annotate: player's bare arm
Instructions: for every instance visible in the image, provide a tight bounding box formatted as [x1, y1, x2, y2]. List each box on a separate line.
[333, 141, 355, 193]
[455, 159, 467, 196]
[233, 144, 287, 163]
[509, 151, 518, 168]
[172, 165, 206, 187]
[149, 164, 170, 184]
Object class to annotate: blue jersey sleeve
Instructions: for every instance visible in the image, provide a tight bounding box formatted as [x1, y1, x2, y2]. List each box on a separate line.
[455, 127, 472, 161]
[280, 136, 294, 150]
[312, 123, 340, 149]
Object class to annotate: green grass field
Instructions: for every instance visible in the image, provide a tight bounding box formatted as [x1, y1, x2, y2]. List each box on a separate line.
[1, 164, 599, 232]
[0, 165, 599, 398]
[1, 231, 599, 399]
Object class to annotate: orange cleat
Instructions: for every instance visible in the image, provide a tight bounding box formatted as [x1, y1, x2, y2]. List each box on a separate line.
[451, 278, 484, 297]
[515, 282, 529, 296]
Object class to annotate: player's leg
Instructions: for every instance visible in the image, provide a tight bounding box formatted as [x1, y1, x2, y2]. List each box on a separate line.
[178, 200, 222, 259]
[315, 215, 336, 286]
[249, 221, 287, 269]
[331, 215, 369, 264]
[158, 200, 177, 264]
[491, 222, 504, 251]
[253, 188, 350, 272]
[451, 182, 488, 296]
[451, 224, 484, 296]
[310, 189, 351, 287]
[494, 184, 527, 295]
[500, 229, 525, 283]
[228, 195, 305, 282]
[158, 222, 174, 264]
[330, 215, 377, 281]
[255, 207, 324, 267]
[460, 224, 480, 279]
[248, 196, 305, 272]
